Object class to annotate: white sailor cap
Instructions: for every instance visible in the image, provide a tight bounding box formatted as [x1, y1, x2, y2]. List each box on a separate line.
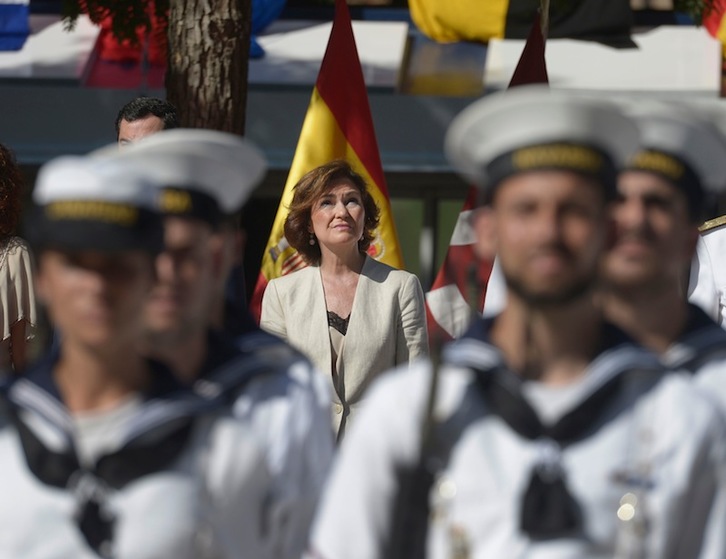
[94, 128, 267, 226]
[674, 97, 726, 148]
[618, 98, 726, 218]
[30, 155, 164, 253]
[444, 85, 640, 197]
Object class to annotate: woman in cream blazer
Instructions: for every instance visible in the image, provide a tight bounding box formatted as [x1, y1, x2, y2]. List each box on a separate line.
[261, 161, 428, 438]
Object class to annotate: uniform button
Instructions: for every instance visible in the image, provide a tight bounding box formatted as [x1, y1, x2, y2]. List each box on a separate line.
[333, 403, 343, 414]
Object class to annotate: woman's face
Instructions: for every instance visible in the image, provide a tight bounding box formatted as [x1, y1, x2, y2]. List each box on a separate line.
[309, 179, 366, 255]
[36, 249, 155, 352]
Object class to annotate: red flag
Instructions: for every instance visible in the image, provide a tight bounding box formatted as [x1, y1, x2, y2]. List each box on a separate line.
[508, 12, 548, 87]
[703, 0, 726, 41]
[249, 0, 403, 321]
[425, 14, 548, 344]
[702, 0, 726, 97]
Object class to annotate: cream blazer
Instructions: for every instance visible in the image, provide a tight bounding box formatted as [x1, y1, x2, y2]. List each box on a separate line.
[260, 256, 428, 435]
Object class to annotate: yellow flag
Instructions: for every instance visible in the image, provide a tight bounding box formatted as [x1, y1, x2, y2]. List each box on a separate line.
[409, 0, 510, 43]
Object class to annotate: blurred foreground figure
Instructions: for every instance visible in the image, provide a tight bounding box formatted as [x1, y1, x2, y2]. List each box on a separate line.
[0, 155, 271, 558]
[101, 129, 334, 559]
[308, 87, 726, 559]
[601, 101, 726, 404]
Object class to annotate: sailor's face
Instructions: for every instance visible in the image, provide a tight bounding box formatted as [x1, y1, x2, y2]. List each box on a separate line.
[483, 170, 607, 306]
[603, 171, 697, 289]
[144, 217, 223, 342]
[36, 250, 154, 350]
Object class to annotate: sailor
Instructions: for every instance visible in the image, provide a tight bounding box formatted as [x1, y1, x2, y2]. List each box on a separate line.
[95, 129, 334, 559]
[687, 99, 726, 328]
[307, 86, 726, 559]
[0, 154, 272, 558]
[601, 101, 726, 391]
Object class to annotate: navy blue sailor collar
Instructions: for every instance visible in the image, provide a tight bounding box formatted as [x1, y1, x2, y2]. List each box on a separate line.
[443, 314, 665, 405]
[0, 349, 219, 558]
[193, 327, 307, 403]
[664, 303, 726, 372]
[1, 347, 215, 450]
[198, 329, 243, 380]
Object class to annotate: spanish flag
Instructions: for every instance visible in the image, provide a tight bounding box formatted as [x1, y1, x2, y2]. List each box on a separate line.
[704, 0, 726, 42]
[699, 1, 726, 97]
[249, 0, 403, 321]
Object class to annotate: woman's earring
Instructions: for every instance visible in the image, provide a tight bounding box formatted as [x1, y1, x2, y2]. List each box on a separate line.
[309, 233, 316, 245]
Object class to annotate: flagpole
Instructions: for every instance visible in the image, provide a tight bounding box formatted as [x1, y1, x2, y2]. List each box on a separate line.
[540, 0, 550, 42]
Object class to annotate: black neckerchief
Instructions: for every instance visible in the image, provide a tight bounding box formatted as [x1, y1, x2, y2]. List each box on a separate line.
[448, 316, 664, 540]
[0, 349, 215, 558]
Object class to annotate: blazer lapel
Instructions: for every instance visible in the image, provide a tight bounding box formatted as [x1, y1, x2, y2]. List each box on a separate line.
[338, 257, 376, 401]
[306, 266, 338, 402]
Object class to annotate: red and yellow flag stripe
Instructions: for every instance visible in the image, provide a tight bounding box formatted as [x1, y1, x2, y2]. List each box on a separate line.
[704, 0, 726, 43]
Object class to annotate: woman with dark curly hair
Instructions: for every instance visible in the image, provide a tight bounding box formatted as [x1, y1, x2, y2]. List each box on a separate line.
[0, 143, 36, 372]
[261, 160, 428, 439]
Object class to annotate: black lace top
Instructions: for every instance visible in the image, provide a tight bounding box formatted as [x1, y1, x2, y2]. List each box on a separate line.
[327, 311, 350, 336]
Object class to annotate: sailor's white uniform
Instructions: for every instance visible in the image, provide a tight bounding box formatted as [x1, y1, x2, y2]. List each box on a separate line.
[680, 99, 726, 328]
[0, 352, 274, 559]
[309, 319, 726, 559]
[197, 327, 334, 559]
[662, 303, 726, 374]
[689, 224, 726, 328]
[661, 303, 726, 419]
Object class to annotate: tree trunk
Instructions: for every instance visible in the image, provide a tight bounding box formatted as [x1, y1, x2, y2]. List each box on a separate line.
[166, 0, 251, 134]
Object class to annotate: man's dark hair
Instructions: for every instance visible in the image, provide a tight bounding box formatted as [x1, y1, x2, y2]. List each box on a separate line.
[115, 97, 179, 138]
